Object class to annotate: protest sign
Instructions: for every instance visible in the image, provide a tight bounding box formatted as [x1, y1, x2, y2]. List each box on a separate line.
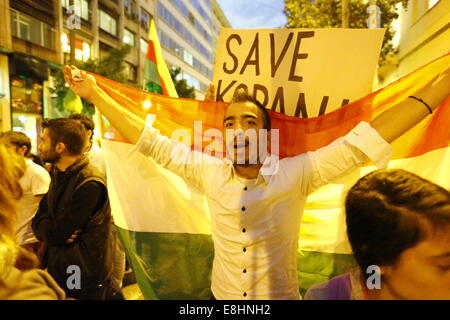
[213, 28, 385, 117]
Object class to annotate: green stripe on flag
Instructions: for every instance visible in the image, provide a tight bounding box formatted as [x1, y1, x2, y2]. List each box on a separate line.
[116, 227, 214, 300]
[116, 227, 355, 299]
[144, 60, 163, 94]
[297, 250, 355, 297]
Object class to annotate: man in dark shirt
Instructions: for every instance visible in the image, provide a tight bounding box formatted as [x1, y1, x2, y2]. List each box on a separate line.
[32, 118, 123, 300]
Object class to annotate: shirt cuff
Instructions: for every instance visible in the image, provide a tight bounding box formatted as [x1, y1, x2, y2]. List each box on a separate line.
[130, 114, 159, 157]
[344, 121, 393, 169]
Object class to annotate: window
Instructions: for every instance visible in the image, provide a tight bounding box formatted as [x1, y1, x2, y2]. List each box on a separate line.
[10, 9, 53, 49]
[183, 50, 193, 65]
[140, 38, 148, 55]
[123, 29, 135, 46]
[140, 9, 150, 30]
[125, 0, 138, 20]
[158, 2, 212, 61]
[159, 31, 213, 78]
[168, 0, 212, 44]
[181, 72, 201, 91]
[61, 32, 91, 62]
[159, 31, 213, 79]
[61, 0, 89, 21]
[98, 9, 117, 36]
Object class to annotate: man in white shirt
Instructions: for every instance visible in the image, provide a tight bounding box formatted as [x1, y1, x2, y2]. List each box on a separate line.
[63, 64, 450, 299]
[0, 131, 50, 261]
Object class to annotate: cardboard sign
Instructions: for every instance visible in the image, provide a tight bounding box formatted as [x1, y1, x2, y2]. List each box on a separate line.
[213, 28, 385, 118]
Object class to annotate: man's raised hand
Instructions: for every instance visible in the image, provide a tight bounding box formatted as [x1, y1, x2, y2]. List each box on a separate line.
[63, 65, 98, 102]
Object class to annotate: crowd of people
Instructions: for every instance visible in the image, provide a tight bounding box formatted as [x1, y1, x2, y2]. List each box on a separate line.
[0, 63, 449, 300]
[0, 115, 124, 300]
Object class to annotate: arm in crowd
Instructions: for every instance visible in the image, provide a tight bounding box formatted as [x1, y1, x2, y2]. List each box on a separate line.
[291, 65, 449, 195]
[63, 65, 218, 189]
[63, 66, 144, 145]
[31, 181, 107, 246]
[370, 65, 449, 143]
[286, 121, 391, 196]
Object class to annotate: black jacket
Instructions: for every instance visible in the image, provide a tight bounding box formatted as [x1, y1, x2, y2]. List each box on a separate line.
[32, 156, 115, 294]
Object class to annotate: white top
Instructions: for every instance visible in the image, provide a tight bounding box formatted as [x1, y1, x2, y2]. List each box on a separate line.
[15, 159, 51, 245]
[87, 141, 106, 178]
[136, 120, 392, 300]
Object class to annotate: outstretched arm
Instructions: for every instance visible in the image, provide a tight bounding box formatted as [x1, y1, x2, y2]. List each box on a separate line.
[63, 65, 144, 144]
[63, 65, 218, 191]
[371, 65, 450, 143]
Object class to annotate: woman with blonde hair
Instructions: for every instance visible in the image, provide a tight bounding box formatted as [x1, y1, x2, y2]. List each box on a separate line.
[0, 142, 65, 300]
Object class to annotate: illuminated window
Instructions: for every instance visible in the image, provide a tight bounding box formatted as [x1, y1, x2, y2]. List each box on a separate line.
[123, 29, 135, 46]
[82, 42, 91, 60]
[61, 32, 91, 62]
[183, 51, 193, 65]
[98, 9, 117, 36]
[61, 33, 70, 53]
[140, 38, 148, 55]
[61, 0, 89, 21]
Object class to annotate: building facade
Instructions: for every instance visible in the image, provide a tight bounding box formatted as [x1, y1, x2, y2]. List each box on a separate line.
[0, 0, 230, 150]
[155, 0, 230, 99]
[378, 0, 449, 88]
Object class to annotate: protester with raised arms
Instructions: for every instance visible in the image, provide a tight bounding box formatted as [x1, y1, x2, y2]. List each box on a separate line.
[63, 64, 449, 299]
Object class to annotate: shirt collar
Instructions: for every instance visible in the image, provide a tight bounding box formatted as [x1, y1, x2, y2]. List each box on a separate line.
[227, 153, 280, 184]
[259, 153, 280, 183]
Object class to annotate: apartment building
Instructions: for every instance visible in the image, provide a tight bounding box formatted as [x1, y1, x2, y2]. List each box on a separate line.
[155, 0, 230, 99]
[378, 0, 449, 87]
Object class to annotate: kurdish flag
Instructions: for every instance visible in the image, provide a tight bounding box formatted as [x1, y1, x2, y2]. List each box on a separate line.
[144, 19, 178, 97]
[96, 54, 450, 299]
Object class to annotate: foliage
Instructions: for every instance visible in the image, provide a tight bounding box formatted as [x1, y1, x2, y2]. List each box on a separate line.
[51, 45, 134, 116]
[169, 67, 196, 99]
[283, 0, 409, 65]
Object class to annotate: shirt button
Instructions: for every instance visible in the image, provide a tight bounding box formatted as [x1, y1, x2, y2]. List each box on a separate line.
[243, 292, 247, 297]
[242, 228, 246, 233]
[243, 269, 247, 273]
[241, 206, 246, 211]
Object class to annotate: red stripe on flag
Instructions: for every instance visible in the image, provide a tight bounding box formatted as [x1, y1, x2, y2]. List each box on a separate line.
[146, 40, 157, 63]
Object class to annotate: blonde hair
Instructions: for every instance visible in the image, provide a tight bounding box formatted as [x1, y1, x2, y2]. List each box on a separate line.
[0, 142, 37, 284]
[0, 142, 24, 237]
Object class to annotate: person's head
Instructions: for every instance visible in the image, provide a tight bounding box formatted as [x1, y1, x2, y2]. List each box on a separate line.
[223, 89, 271, 164]
[0, 143, 24, 277]
[69, 113, 95, 152]
[0, 131, 32, 157]
[38, 118, 86, 163]
[0, 143, 38, 279]
[345, 169, 450, 300]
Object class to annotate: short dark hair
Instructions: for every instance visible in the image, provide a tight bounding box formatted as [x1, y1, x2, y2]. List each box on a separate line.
[0, 131, 32, 157]
[345, 169, 450, 278]
[69, 114, 95, 132]
[42, 118, 86, 155]
[230, 88, 271, 131]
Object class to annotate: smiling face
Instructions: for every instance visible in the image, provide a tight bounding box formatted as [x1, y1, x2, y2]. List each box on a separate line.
[223, 102, 269, 165]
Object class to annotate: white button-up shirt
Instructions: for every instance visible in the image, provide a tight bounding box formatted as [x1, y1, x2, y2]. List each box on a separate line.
[136, 121, 392, 300]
